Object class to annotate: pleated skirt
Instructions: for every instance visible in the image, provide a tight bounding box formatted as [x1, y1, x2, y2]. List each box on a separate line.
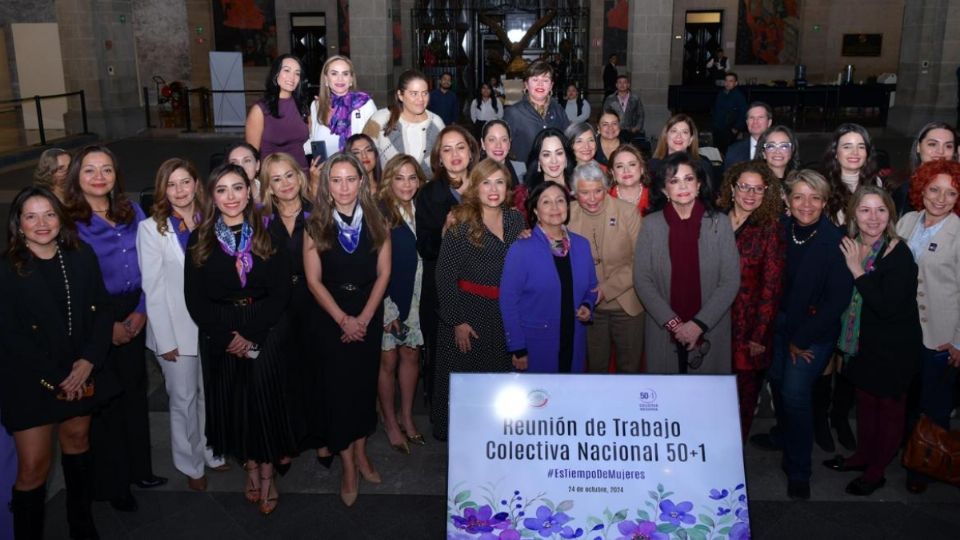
[203, 302, 297, 465]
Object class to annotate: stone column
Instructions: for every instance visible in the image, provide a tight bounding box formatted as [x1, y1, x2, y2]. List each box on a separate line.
[629, 0, 674, 136]
[56, 0, 142, 139]
[887, 0, 960, 135]
[349, 0, 394, 107]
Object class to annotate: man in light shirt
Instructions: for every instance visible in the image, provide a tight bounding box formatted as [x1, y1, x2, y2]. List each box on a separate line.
[722, 101, 773, 171]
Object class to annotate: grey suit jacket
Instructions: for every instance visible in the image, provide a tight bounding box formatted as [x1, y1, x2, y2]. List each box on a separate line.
[603, 92, 644, 134]
[633, 209, 740, 373]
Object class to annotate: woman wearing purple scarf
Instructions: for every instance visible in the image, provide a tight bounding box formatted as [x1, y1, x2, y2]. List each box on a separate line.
[184, 163, 296, 516]
[305, 56, 377, 168]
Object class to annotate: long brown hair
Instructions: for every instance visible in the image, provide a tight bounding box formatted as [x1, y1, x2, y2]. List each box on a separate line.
[315, 55, 357, 126]
[652, 114, 700, 160]
[378, 154, 426, 228]
[449, 158, 513, 247]
[258, 152, 308, 216]
[306, 153, 387, 252]
[429, 125, 480, 189]
[33, 148, 69, 191]
[716, 160, 784, 228]
[189, 163, 275, 267]
[6, 186, 79, 276]
[151, 158, 205, 235]
[63, 144, 136, 225]
[384, 69, 428, 136]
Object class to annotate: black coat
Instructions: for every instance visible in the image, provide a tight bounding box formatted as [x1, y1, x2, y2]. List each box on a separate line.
[844, 241, 923, 397]
[0, 242, 117, 432]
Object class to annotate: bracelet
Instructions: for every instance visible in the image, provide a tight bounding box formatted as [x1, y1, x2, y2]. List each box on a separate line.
[664, 317, 682, 333]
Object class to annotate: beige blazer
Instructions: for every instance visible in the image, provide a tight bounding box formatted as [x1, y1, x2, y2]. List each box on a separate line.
[569, 196, 644, 316]
[896, 211, 960, 349]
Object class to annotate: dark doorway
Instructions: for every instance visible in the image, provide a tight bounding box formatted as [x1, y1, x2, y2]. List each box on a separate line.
[682, 11, 722, 85]
[290, 13, 327, 93]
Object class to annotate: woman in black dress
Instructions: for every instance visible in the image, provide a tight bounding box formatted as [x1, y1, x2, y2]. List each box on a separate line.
[259, 152, 320, 471]
[0, 187, 116, 539]
[185, 163, 296, 515]
[304, 153, 390, 507]
[431, 158, 525, 441]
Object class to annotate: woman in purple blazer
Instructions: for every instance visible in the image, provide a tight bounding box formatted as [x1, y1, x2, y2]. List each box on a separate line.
[500, 182, 598, 373]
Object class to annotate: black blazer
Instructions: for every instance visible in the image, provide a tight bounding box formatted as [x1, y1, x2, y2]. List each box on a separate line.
[844, 241, 922, 396]
[0, 242, 115, 431]
[415, 179, 458, 263]
[722, 138, 751, 172]
[779, 216, 854, 348]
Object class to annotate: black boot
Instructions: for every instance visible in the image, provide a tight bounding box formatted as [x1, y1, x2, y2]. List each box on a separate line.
[10, 485, 46, 540]
[62, 452, 100, 540]
[831, 373, 857, 451]
[812, 375, 835, 452]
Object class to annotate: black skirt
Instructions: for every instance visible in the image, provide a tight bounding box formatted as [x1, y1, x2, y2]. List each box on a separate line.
[202, 301, 298, 464]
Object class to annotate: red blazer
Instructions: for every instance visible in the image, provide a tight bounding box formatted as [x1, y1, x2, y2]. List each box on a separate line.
[731, 218, 785, 370]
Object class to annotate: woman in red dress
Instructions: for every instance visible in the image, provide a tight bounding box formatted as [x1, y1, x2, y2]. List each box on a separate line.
[717, 161, 786, 440]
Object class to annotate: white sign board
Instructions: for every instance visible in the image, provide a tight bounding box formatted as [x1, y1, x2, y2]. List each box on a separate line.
[209, 52, 246, 127]
[447, 374, 750, 540]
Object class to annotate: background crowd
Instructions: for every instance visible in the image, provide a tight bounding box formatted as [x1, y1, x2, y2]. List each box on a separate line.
[1, 52, 958, 539]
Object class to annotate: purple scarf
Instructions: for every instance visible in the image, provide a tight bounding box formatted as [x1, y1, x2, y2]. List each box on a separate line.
[214, 216, 254, 287]
[330, 91, 371, 150]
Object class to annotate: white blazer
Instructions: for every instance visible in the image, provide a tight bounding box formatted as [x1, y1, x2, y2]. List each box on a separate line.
[303, 98, 377, 159]
[897, 211, 960, 350]
[136, 217, 199, 356]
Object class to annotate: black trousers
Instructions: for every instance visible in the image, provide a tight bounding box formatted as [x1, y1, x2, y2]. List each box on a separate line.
[91, 292, 154, 499]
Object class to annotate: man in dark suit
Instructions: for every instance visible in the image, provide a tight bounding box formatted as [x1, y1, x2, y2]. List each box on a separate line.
[722, 101, 773, 171]
[603, 54, 619, 98]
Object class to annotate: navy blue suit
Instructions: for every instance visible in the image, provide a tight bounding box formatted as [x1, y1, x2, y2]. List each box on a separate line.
[722, 138, 752, 172]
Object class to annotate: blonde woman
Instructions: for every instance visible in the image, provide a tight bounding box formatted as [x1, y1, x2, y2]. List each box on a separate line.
[304, 55, 377, 161]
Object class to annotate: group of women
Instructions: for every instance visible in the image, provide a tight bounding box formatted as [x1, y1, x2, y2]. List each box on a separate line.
[2, 50, 958, 539]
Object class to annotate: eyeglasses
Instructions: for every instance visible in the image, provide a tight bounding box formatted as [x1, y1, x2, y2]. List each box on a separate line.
[735, 183, 768, 194]
[762, 142, 793, 153]
[687, 340, 711, 370]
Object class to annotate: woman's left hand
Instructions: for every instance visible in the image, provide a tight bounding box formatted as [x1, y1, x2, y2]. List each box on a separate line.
[59, 359, 94, 401]
[839, 237, 865, 278]
[673, 321, 703, 349]
[123, 312, 147, 338]
[937, 343, 960, 368]
[576, 305, 592, 322]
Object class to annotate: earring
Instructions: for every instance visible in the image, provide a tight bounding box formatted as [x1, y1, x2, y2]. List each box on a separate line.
[17, 229, 25, 238]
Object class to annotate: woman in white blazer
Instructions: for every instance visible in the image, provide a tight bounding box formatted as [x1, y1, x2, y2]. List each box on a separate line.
[303, 55, 376, 163]
[136, 158, 225, 491]
[896, 159, 960, 494]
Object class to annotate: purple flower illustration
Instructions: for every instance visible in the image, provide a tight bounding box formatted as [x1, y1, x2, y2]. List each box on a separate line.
[499, 530, 522, 540]
[658, 500, 695, 526]
[615, 519, 669, 540]
[559, 526, 584, 538]
[729, 522, 750, 540]
[523, 505, 573, 538]
[708, 489, 729, 500]
[451, 505, 509, 534]
[717, 506, 731, 516]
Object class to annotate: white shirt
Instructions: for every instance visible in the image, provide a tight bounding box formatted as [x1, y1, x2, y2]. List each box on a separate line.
[564, 99, 591, 124]
[470, 98, 503, 123]
[749, 137, 758, 159]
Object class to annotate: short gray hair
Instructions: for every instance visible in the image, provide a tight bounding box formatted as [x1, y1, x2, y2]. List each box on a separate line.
[784, 169, 830, 200]
[570, 161, 610, 191]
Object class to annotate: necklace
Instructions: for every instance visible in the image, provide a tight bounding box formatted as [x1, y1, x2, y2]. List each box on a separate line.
[618, 185, 642, 205]
[56, 247, 73, 336]
[791, 222, 818, 245]
[278, 201, 302, 219]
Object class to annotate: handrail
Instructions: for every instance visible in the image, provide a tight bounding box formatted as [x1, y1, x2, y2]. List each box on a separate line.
[0, 90, 88, 146]
[0, 90, 86, 106]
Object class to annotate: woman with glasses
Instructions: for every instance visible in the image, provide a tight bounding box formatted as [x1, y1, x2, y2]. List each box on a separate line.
[716, 161, 786, 439]
[755, 126, 799, 180]
[633, 152, 740, 374]
[751, 170, 853, 500]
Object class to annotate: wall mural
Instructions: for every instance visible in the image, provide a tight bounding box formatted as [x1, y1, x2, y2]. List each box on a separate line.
[735, 0, 800, 65]
[213, 0, 278, 66]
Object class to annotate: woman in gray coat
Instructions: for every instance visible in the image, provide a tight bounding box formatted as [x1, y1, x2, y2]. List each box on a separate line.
[634, 152, 740, 373]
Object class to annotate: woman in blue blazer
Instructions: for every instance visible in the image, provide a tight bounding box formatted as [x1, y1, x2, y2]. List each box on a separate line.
[500, 182, 598, 373]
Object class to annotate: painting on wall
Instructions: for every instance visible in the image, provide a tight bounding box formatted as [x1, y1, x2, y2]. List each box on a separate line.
[212, 0, 278, 66]
[735, 0, 800, 65]
[602, 0, 629, 68]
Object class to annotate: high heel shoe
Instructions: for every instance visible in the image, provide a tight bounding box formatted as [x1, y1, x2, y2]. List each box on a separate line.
[340, 472, 359, 507]
[259, 473, 279, 515]
[391, 441, 411, 455]
[316, 454, 334, 469]
[399, 423, 426, 446]
[359, 466, 382, 484]
[243, 464, 261, 504]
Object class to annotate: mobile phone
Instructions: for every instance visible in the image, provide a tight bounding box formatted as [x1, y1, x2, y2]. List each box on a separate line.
[310, 141, 328, 163]
[247, 344, 261, 359]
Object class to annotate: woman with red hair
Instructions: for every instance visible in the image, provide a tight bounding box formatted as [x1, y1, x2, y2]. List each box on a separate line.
[896, 159, 960, 494]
